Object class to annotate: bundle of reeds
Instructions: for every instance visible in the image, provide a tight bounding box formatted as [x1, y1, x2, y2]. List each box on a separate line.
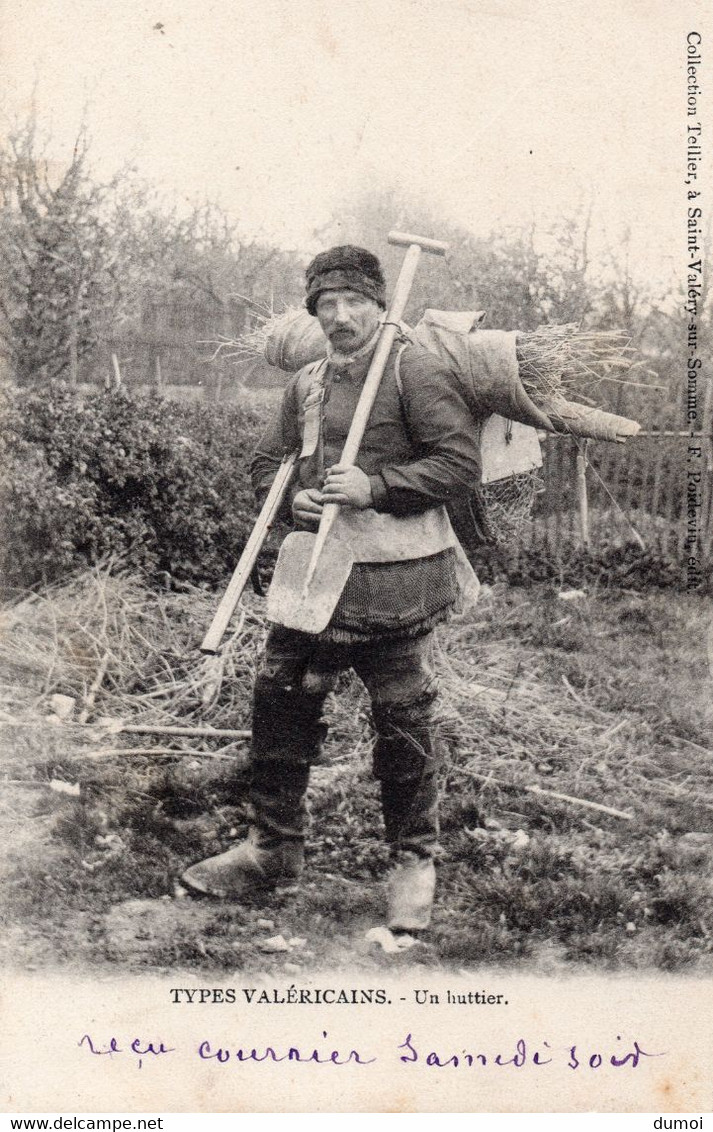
[220, 306, 319, 372]
[515, 325, 644, 441]
[515, 324, 639, 402]
[236, 307, 327, 372]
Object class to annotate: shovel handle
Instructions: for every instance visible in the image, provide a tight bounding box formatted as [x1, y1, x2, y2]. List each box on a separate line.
[340, 241, 423, 463]
[388, 230, 449, 256]
[341, 232, 450, 463]
[304, 234, 449, 587]
[200, 452, 297, 653]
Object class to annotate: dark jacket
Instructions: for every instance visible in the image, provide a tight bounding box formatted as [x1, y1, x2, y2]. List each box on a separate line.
[251, 338, 484, 640]
[251, 340, 482, 513]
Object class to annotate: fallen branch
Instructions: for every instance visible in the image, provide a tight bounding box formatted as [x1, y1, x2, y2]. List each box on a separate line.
[0, 719, 252, 741]
[78, 650, 110, 724]
[85, 746, 247, 762]
[452, 764, 634, 820]
[107, 723, 252, 740]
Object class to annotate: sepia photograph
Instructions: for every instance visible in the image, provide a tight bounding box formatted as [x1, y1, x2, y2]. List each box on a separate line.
[1, 0, 711, 1117]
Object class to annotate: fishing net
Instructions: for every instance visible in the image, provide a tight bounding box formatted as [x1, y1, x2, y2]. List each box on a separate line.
[480, 470, 543, 548]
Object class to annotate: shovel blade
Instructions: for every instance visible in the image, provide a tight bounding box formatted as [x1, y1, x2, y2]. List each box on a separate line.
[266, 531, 354, 633]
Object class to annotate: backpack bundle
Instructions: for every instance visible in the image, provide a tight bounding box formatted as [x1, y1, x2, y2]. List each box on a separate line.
[242, 305, 641, 549]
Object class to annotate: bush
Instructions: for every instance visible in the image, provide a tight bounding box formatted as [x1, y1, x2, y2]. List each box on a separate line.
[0, 382, 268, 592]
[467, 539, 694, 592]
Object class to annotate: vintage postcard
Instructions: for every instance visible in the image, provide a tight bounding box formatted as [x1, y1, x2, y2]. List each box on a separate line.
[1, 0, 712, 1117]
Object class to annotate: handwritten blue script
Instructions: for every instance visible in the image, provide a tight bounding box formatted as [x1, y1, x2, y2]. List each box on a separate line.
[78, 1031, 665, 1071]
[79, 1035, 175, 1071]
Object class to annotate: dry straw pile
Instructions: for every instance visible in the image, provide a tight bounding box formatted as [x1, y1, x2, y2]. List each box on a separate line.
[1, 565, 706, 828]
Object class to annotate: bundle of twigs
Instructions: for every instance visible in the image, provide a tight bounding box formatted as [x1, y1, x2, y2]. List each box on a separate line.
[237, 307, 305, 361]
[217, 306, 326, 372]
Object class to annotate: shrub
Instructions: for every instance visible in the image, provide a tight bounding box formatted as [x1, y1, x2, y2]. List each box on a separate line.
[468, 540, 692, 592]
[0, 382, 268, 592]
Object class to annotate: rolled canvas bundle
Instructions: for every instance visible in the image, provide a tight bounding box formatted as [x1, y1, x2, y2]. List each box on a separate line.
[262, 307, 327, 371]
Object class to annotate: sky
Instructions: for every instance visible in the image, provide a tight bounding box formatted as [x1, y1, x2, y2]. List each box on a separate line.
[1, 0, 709, 288]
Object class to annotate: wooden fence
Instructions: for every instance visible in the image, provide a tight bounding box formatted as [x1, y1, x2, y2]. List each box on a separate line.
[519, 432, 713, 566]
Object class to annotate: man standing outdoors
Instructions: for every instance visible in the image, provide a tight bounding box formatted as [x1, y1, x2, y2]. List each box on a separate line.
[183, 245, 482, 934]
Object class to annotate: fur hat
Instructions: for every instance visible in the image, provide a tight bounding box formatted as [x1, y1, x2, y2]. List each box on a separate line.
[305, 245, 386, 316]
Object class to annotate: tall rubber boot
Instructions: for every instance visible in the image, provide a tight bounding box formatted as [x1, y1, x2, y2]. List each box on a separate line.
[182, 682, 325, 899]
[387, 853, 437, 933]
[382, 763, 438, 932]
[372, 696, 440, 932]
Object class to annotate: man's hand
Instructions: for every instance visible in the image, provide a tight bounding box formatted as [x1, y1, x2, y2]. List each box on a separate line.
[322, 463, 373, 509]
[292, 487, 324, 529]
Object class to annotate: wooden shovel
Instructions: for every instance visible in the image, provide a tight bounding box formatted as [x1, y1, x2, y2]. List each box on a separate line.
[266, 230, 448, 634]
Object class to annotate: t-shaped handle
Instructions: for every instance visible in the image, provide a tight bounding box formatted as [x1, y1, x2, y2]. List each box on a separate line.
[387, 230, 449, 256]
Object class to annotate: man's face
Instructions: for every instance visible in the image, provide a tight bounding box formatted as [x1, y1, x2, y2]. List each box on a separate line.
[314, 289, 381, 353]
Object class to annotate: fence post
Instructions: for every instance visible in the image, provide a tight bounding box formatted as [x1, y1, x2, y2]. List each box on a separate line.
[111, 353, 123, 389]
[576, 441, 590, 550]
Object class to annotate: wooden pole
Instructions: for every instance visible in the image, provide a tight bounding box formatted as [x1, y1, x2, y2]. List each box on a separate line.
[200, 452, 298, 653]
[650, 428, 666, 554]
[567, 438, 577, 546]
[553, 437, 562, 558]
[453, 765, 634, 821]
[576, 440, 590, 550]
[68, 298, 79, 386]
[543, 435, 554, 557]
[111, 353, 123, 389]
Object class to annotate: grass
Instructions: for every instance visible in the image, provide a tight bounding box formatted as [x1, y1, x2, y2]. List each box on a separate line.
[0, 567, 711, 975]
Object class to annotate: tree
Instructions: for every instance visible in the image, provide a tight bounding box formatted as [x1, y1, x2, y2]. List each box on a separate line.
[0, 113, 306, 390]
[317, 186, 599, 331]
[105, 192, 306, 389]
[0, 115, 125, 385]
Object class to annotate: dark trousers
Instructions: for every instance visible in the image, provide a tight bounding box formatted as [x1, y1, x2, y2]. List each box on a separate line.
[249, 624, 441, 857]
